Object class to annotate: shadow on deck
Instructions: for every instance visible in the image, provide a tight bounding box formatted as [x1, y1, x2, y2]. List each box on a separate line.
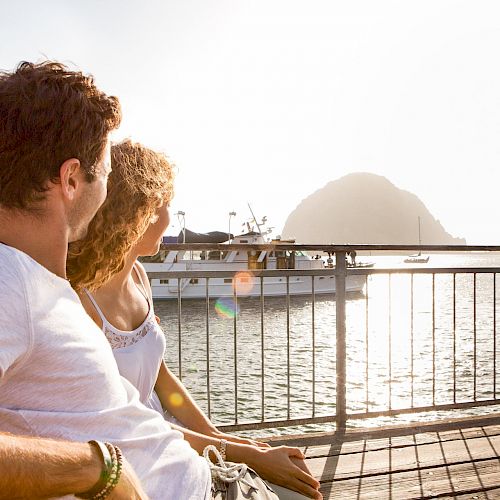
[267, 413, 500, 499]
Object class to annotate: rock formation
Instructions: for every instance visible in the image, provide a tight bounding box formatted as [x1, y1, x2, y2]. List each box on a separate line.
[282, 173, 466, 244]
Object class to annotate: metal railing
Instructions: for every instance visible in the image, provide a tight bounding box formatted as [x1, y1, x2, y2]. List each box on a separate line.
[147, 244, 500, 432]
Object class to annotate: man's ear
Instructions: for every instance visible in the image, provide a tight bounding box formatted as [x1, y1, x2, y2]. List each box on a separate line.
[59, 158, 82, 201]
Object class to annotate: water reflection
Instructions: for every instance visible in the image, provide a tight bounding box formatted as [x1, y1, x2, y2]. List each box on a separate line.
[154, 256, 500, 436]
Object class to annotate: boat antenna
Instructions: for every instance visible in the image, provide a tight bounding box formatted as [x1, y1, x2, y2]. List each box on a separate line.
[247, 203, 263, 236]
[228, 211, 236, 243]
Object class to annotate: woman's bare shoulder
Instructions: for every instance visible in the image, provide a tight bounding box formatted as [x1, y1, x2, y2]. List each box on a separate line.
[135, 261, 153, 298]
[77, 290, 104, 330]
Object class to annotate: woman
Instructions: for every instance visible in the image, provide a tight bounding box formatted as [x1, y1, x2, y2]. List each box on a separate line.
[67, 140, 321, 500]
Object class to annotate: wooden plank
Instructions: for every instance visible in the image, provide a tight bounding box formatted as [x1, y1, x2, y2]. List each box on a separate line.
[442, 488, 500, 499]
[306, 435, 500, 482]
[266, 413, 500, 448]
[302, 424, 500, 459]
[320, 458, 500, 499]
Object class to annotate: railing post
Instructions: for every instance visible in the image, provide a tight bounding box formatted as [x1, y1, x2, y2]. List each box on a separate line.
[335, 250, 347, 429]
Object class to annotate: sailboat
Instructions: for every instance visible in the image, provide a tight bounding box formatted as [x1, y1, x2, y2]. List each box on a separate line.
[404, 216, 430, 264]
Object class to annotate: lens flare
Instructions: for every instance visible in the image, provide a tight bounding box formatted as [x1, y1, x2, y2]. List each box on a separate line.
[232, 271, 254, 296]
[168, 392, 184, 407]
[215, 297, 239, 319]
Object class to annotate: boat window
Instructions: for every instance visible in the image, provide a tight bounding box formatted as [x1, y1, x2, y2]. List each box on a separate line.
[226, 251, 237, 262]
[224, 278, 232, 283]
[189, 278, 199, 284]
[160, 279, 169, 284]
[240, 239, 248, 243]
[248, 251, 266, 270]
[276, 254, 288, 269]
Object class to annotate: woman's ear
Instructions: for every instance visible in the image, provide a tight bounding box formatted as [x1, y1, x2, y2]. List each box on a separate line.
[59, 158, 82, 201]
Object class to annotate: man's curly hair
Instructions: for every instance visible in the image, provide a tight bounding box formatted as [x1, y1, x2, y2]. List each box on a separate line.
[0, 60, 121, 210]
[67, 139, 174, 291]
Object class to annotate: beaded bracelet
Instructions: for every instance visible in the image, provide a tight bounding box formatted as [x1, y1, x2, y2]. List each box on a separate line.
[76, 441, 123, 500]
[76, 441, 112, 499]
[92, 443, 123, 500]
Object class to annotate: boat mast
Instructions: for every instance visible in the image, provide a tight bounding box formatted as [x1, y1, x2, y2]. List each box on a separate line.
[176, 211, 186, 243]
[247, 203, 264, 236]
[418, 216, 422, 255]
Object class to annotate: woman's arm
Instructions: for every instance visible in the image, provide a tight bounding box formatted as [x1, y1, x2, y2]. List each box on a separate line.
[155, 361, 269, 449]
[154, 360, 217, 435]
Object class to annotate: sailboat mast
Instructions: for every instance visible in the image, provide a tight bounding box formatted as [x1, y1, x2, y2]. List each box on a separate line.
[418, 216, 422, 255]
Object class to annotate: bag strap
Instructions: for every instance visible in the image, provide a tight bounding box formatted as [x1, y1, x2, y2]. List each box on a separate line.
[203, 445, 253, 487]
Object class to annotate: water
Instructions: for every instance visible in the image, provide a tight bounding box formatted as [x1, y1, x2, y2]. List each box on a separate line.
[154, 252, 500, 437]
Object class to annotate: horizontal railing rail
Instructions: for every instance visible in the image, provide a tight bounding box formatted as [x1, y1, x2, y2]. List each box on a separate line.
[159, 243, 500, 252]
[146, 245, 500, 433]
[148, 267, 500, 279]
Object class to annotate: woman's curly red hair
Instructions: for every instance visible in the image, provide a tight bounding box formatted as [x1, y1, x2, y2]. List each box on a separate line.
[67, 139, 174, 291]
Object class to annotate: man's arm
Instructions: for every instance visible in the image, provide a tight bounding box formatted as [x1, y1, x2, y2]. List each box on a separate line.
[0, 432, 101, 498]
[0, 433, 148, 499]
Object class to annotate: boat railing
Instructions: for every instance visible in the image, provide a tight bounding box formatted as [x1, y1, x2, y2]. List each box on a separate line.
[148, 243, 500, 432]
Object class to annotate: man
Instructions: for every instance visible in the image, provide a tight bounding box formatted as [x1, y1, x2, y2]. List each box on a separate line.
[0, 61, 211, 499]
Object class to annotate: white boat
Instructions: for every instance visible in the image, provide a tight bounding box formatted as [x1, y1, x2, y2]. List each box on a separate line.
[142, 230, 366, 300]
[404, 254, 430, 264]
[404, 216, 430, 264]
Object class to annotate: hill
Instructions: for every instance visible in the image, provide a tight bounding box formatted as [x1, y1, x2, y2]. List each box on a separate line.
[281, 173, 466, 244]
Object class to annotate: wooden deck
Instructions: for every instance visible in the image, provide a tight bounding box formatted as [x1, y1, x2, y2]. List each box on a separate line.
[268, 413, 500, 499]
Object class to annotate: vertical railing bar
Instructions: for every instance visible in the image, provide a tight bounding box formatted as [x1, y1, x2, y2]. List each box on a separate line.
[335, 251, 347, 429]
[365, 274, 369, 413]
[286, 275, 291, 421]
[233, 277, 238, 424]
[453, 273, 457, 404]
[312, 275, 316, 418]
[473, 272, 477, 401]
[205, 278, 211, 419]
[177, 280, 182, 380]
[410, 273, 414, 408]
[388, 273, 392, 411]
[260, 276, 265, 422]
[494, 273, 497, 399]
[432, 273, 436, 407]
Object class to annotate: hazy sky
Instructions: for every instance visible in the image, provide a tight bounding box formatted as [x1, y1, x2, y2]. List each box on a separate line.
[2, 0, 500, 243]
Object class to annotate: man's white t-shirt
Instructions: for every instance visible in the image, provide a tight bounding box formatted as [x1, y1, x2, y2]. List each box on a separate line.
[0, 244, 211, 500]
